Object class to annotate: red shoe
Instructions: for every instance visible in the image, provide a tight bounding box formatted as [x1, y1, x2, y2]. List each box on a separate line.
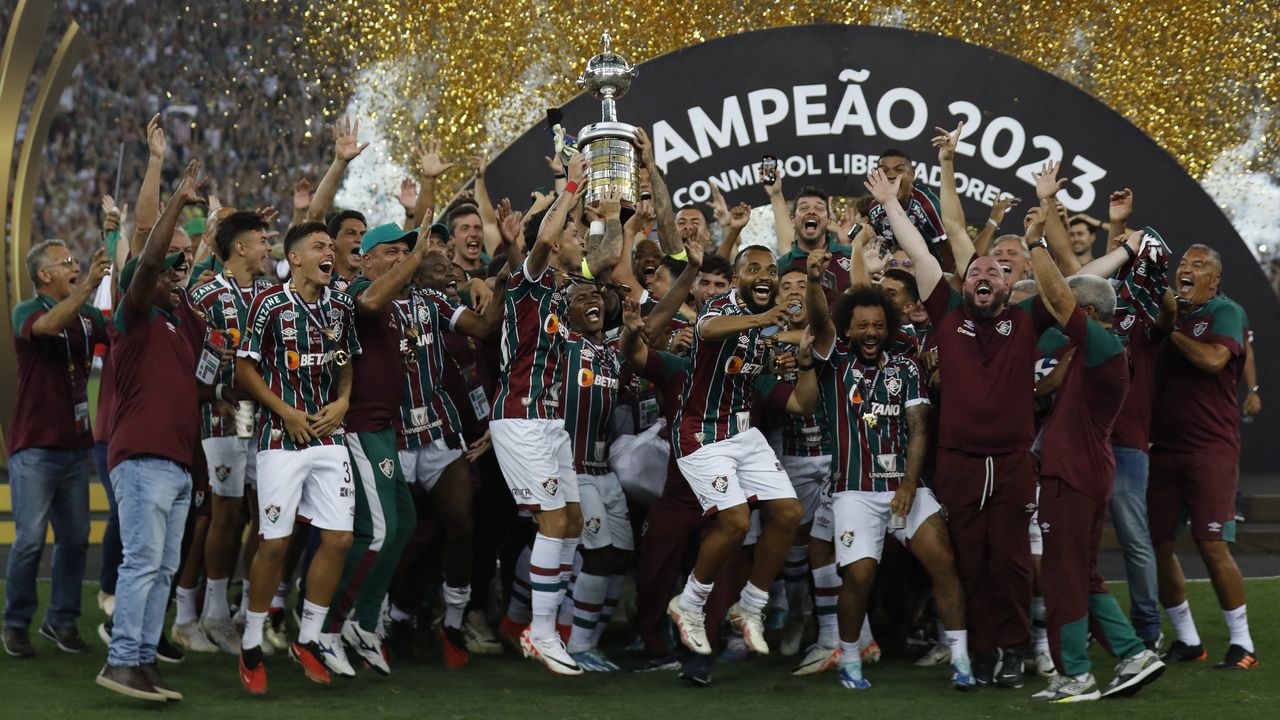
[441, 625, 470, 669]
[288, 641, 331, 685]
[498, 615, 528, 651]
[239, 647, 267, 695]
[557, 623, 571, 644]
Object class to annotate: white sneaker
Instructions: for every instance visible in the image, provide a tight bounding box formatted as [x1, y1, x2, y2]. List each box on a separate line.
[667, 596, 711, 656]
[200, 616, 240, 655]
[780, 613, 807, 657]
[1034, 649, 1057, 678]
[916, 642, 952, 667]
[316, 632, 356, 677]
[792, 643, 841, 675]
[170, 621, 218, 653]
[728, 602, 769, 655]
[519, 628, 582, 676]
[342, 619, 390, 675]
[265, 609, 289, 652]
[464, 610, 503, 655]
[97, 592, 115, 618]
[1032, 672, 1100, 702]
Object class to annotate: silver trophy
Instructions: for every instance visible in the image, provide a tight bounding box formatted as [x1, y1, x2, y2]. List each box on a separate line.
[577, 32, 640, 206]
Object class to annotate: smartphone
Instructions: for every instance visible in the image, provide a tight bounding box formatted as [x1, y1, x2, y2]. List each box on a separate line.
[760, 155, 778, 185]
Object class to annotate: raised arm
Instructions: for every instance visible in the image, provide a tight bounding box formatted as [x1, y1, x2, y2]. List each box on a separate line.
[290, 178, 314, 228]
[765, 173, 794, 255]
[410, 139, 453, 232]
[30, 248, 111, 337]
[496, 198, 526, 274]
[805, 248, 837, 353]
[131, 113, 167, 256]
[356, 231, 430, 314]
[1075, 229, 1142, 279]
[1107, 189, 1133, 249]
[864, 169, 943, 299]
[619, 297, 651, 368]
[528, 154, 588, 278]
[306, 116, 368, 223]
[975, 195, 1019, 257]
[931, 123, 976, 271]
[1025, 206, 1076, 326]
[584, 184, 625, 277]
[470, 152, 504, 257]
[785, 332, 819, 415]
[611, 200, 653, 303]
[634, 128, 682, 256]
[643, 236, 703, 341]
[715, 202, 751, 260]
[128, 159, 205, 311]
[1034, 161, 1082, 276]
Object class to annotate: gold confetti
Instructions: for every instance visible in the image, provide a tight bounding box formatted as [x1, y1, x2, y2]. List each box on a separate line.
[295, 0, 1278, 192]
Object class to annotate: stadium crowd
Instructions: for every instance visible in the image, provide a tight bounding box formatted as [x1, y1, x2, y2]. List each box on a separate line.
[4, 93, 1265, 705]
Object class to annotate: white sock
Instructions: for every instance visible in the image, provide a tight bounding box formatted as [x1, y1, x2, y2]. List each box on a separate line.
[556, 553, 583, 629]
[389, 604, 412, 622]
[567, 572, 609, 653]
[1223, 605, 1254, 653]
[529, 534, 565, 640]
[783, 545, 809, 615]
[239, 581, 250, 614]
[839, 640, 861, 667]
[945, 629, 970, 665]
[298, 599, 327, 644]
[591, 574, 625, 645]
[271, 582, 288, 610]
[507, 544, 533, 624]
[203, 577, 230, 620]
[175, 586, 199, 625]
[679, 573, 714, 612]
[559, 536, 580, 599]
[739, 581, 770, 613]
[858, 614, 875, 649]
[242, 610, 267, 650]
[442, 584, 471, 630]
[1031, 596, 1049, 652]
[812, 563, 840, 648]
[1166, 600, 1202, 647]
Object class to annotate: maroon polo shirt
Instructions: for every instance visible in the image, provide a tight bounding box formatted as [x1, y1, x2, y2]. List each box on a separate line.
[344, 275, 405, 434]
[107, 290, 205, 471]
[1110, 313, 1165, 451]
[924, 283, 1053, 455]
[8, 295, 108, 454]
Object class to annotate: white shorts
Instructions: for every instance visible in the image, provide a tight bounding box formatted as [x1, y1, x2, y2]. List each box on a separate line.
[675, 427, 795, 514]
[490, 418, 579, 512]
[399, 440, 463, 494]
[203, 436, 257, 498]
[578, 472, 634, 551]
[832, 487, 942, 567]
[810, 484, 835, 543]
[781, 454, 830, 524]
[255, 445, 355, 540]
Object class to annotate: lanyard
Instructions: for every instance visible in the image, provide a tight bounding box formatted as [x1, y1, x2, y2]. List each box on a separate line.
[289, 283, 333, 339]
[36, 294, 90, 381]
[219, 273, 256, 317]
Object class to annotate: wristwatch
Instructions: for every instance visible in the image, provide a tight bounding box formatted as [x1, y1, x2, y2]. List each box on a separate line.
[1248, 385, 1261, 394]
[1030, 236, 1049, 251]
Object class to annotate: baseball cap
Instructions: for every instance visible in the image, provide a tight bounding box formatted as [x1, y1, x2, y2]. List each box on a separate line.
[428, 221, 451, 243]
[118, 252, 187, 291]
[360, 223, 418, 255]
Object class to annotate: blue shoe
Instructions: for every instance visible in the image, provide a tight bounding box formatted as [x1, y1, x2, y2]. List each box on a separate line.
[838, 661, 871, 689]
[718, 634, 749, 663]
[765, 604, 788, 632]
[571, 648, 621, 672]
[951, 659, 975, 691]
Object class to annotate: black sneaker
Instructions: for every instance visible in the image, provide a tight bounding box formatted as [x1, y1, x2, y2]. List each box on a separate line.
[156, 632, 185, 664]
[38, 622, 89, 653]
[636, 653, 681, 672]
[140, 663, 183, 701]
[996, 648, 1025, 688]
[972, 650, 999, 686]
[1213, 644, 1259, 670]
[96, 663, 166, 702]
[1160, 640, 1207, 663]
[678, 653, 712, 687]
[3, 626, 35, 658]
[385, 618, 416, 662]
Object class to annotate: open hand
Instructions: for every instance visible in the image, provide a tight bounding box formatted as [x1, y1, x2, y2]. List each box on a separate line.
[332, 116, 369, 162]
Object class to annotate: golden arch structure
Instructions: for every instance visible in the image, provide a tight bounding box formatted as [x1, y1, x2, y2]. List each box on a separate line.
[0, 0, 89, 466]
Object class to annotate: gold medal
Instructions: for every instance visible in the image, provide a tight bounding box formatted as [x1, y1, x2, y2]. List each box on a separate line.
[862, 412, 878, 429]
[334, 350, 350, 366]
[406, 325, 420, 339]
[322, 327, 338, 342]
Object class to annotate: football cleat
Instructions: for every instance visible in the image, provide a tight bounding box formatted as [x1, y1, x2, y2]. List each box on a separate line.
[265, 608, 289, 652]
[570, 648, 621, 672]
[239, 646, 267, 695]
[1213, 644, 1259, 670]
[995, 647, 1025, 688]
[667, 597, 711, 656]
[200, 616, 241, 655]
[1161, 640, 1207, 663]
[838, 660, 871, 690]
[780, 614, 807, 657]
[498, 614, 529, 652]
[718, 634, 749, 663]
[1102, 650, 1165, 697]
[678, 652, 712, 687]
[519, 628, 583, 676]
[1033, 649, 1057, 677]
[342, 620, 389, 675]
[915, 642, 951, 667]
[860, 641, 882, 664]
[440, 625, 470, 669]
[464, 610, 502, 655]
[316, 632, 356, 677]
[289, 640, 332, 685]
[972, 650, 998, 686]
[951, 659, 976, 691]
[727, 602, 769, 655]
[792, 643, 841, 676]
[169, 621, 218, 653]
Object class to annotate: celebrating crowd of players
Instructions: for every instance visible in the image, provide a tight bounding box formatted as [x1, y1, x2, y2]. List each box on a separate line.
[4, 110, 1262, 705]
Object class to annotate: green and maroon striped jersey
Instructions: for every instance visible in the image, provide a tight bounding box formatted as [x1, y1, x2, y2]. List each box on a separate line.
[816, 342, 927, 493]
[493, 260, 568, 421]
[239, 284, 362, 451]
[777, 361, 831, 457]
[562, 333, 620, 474]
[672, 290, 779, 458]
[191, 274, 274, 438]
[396, 288, 466, 449]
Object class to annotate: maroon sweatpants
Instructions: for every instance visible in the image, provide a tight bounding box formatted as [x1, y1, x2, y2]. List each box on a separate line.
[932, 448, 1036, 653]
[634, 463, 744, 656]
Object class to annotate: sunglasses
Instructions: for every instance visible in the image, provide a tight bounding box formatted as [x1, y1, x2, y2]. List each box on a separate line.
[41, 256, 78, 271]
[887, 257, 913, 268]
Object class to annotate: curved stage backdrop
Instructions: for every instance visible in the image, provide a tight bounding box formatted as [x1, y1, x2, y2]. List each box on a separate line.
[486, 24, 1277, 472]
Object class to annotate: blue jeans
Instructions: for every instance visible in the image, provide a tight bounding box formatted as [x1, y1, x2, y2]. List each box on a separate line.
[107, 457, 191, 666]
[1109, 445, 1161, 644]
[93, 441, 123, 595]
[3, 448, 90, 630]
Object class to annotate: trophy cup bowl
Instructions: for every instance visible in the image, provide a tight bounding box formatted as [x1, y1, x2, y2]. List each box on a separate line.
[577, 33, 640, 207]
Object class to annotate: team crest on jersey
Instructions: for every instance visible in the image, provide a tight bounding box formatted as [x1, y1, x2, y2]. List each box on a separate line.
[996, 319, 1012, 336]
[281, 310, 297, 322]
[711, 475, 729, 494]
[379, 458, 395, 478]
[850, 369, 864, 382]
[542, 477, 560, 496]
[328, 308, 342, 321]
[836, 256, 852, 271]
[418, 306, 430, 323]
[1193, 321, 1208, 337]
[876, 454, 898, 472]
[264, 504, 282, 523]
[215, 465, 231, 482]
[194, 490, 206, 507]
[885, 376, 902, 396]
[584, 517, 602, 535]
[1120, 314, 1136, 330]
[839, 531, 855, 547]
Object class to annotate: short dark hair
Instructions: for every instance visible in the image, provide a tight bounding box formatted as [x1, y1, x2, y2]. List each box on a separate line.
[675, 205, 711, 224]
[659, 256, 687, 278]
[447, 204, 482, 233]
[733, 244, 775, 269]
[699, 254, 733, 282]
[854, 194, 874, 217]
[326, 210, 366, 240]
[881, 268, 919, 302]
[832, 284, 902, 343]
[215, 211, 269, 262]
[1068, 217, 1095, 233]
[285, 221, 330, 255]
[878, 148, 911, 164]
[795, 185, 829, 206]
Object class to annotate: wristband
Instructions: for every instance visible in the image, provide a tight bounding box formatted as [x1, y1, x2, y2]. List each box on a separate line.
[580, 258, 594, 280]
[589, 220, 605, 237]
[215, 383, 226, 402]
[553, 172, 567, 179]
[667, 249, 689, 262]
[1122, 243, 1137, 261]
[987, 218, 999, 227]
[798, 363, 814, 371]
[563, 180, 579, 195]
